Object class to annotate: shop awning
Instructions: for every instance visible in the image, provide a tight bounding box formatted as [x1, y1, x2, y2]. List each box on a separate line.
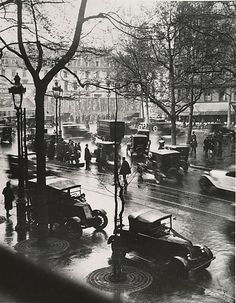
[180, 102, 228, 116]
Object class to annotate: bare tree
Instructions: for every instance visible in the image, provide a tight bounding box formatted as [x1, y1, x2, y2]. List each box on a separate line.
[0, 0, 108, 243]
[111, 1, 236, 144]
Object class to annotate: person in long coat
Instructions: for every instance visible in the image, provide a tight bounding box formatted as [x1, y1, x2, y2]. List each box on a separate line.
[119, 157, 131, 189]
[2, 181, 14, 218]
[84, 144, 92, 170]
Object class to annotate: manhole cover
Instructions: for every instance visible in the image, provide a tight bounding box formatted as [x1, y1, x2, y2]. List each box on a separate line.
[14, 237, 69, 256]
[0, 216, 6, 224]
[87, 266, 153, 293]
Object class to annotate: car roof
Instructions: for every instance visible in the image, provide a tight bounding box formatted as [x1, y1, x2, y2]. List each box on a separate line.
[133, 134, 148, 138]
[165, 144, 189, 148]
[150, 149, 180, 155]
[130, 209, 171, 223]
[29, 176, 80, 191]
[137, 129, 149, 133]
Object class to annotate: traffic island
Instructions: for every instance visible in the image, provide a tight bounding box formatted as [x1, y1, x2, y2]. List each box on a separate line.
[87, 265, 153, 293]
[14, 237, 70, 256]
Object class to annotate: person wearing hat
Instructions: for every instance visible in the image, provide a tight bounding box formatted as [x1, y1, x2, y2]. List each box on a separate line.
[119, 157, 131, 189]
[2, 181, 14, 218]
[158, 137, 165, 149]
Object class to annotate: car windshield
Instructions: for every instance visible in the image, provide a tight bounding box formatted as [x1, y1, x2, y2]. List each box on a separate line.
[68, 186, 82, 197]
[160, 216, 171, 230]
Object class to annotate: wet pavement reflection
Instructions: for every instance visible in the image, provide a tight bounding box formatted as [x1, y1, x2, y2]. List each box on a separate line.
[0, 130, 234, 303]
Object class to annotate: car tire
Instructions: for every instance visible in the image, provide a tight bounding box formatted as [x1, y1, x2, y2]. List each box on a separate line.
[180, 160, 189, 172]
[168, 256, 188, 278]
[166, 167, 178, 179]
[199, 177, 212, 193]
[92, 211, 108, 230]
[65, 218, 82, 238]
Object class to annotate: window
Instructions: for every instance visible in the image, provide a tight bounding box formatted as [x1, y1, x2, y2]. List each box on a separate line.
[85, 71, 90, 78]
[63, 71, 67, 78]
[219, 90, 226, 102]
[95, 60, 99, 67]
[95, 71, 99, 79]
[204, 91, 212, 102]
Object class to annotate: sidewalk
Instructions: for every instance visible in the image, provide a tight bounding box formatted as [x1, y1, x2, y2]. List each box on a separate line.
[188, 130, 235, 170]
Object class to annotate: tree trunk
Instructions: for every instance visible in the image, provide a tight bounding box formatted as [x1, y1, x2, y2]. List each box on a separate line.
[145, 96, 149, 126]
[169, 73, 176, 144]
[35, 86, 48, 245]
[187, 102, 194, 144]
[171, 116, 177, 145]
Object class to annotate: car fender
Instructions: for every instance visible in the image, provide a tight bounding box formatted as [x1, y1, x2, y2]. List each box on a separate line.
[173, 256, 188, 268]
[67, 216, 81, 224]
[201, 174, 214, 185]
[92, 209, 107, 216]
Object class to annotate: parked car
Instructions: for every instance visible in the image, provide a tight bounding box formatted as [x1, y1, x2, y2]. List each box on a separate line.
[199, 165, 236, 193]
[145, 150, 184, 184]
[108, 209, 215, 275]
[27, 176, 108, 237]
[205, 123, 235, 141]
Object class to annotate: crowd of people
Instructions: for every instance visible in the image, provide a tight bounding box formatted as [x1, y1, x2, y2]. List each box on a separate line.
[203, 131, 224, 158]
[47, 138, 82, 164]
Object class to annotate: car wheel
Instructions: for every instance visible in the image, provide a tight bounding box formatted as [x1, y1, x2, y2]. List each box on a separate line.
[65, 218, 82, 238]
[166, 167, 178, 180]
[168, 256, 188, 278]
[199, 177, 212, 193]
[92, 211, 108, 230]
[180, 160, 188, 172]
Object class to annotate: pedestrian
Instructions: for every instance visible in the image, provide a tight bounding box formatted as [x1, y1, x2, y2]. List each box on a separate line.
[2, 181, 14, 218]
[96, 144, 103, 172]
[158, 137, 165, 149]
[190, 131, 197, 157]
[84, 144, 92, 170]
[47, 138, 55, 160]
[119, 157, 131, 189]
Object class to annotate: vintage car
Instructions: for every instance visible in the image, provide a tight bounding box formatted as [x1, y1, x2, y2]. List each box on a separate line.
[126, 134, 151, 158]
[27, 176, 108, 237]
[199, 165, 236, 193]
[145, 149, 184, 184]
[110, 209, 215, 274]
[165, 144, 190, 172]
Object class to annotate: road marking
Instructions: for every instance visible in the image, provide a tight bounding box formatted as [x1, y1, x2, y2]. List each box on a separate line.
[135, 181, 234, 204]
[128, 191, 231, 220]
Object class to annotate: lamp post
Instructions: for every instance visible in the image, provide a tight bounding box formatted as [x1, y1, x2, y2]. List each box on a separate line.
[52, 81, 63, 141]
[9, 73, 27, 231]
[106, 79, 111, 119]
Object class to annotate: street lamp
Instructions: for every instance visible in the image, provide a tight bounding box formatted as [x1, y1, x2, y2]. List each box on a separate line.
[106, 79, 111, 119]
[9, 73, 27, 231]
[52, 81, 63, 141]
